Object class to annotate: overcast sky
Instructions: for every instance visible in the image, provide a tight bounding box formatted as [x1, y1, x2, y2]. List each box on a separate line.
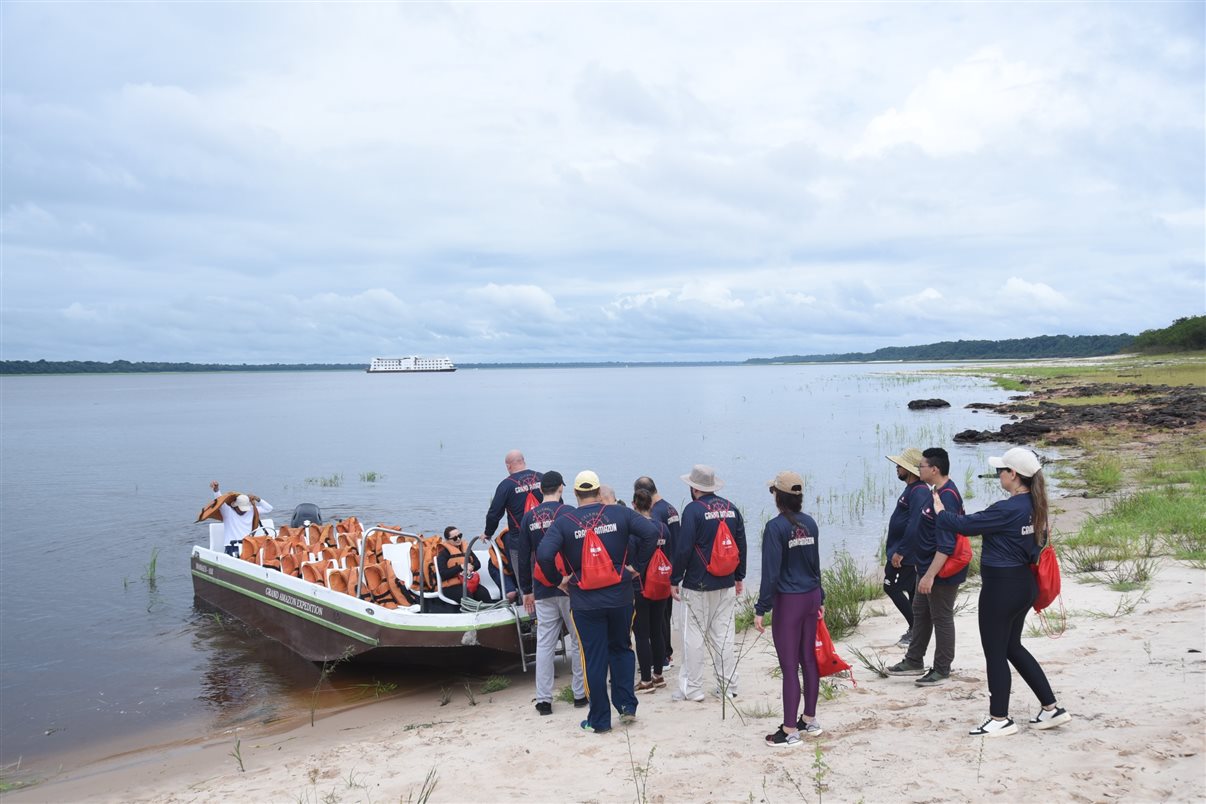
[2, 2, 1203, 364]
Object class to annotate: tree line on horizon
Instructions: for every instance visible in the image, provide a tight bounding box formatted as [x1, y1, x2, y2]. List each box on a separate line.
[745, 333, 1138, 365]
[2, 317, 1200, 375]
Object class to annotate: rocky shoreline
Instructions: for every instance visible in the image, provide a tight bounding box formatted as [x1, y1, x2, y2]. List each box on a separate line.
[952, 382, 1206, 445]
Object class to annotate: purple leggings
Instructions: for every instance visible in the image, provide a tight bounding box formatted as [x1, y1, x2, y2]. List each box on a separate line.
[771, 588, 823, 726]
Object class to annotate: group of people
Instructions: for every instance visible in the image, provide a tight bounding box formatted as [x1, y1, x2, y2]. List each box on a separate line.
[877, 445, 1072, 740]
[210, 440, 1071, 745]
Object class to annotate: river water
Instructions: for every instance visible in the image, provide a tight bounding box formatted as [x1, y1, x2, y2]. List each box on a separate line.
[0, 364, 1018, 767]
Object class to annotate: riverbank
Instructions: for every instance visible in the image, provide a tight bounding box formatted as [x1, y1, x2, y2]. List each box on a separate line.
[9, 516, 1203, 802]
[5, 355, 1203, 802]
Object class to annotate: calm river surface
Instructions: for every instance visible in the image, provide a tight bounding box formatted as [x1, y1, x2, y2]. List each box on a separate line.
[0, 364, 1020, 766]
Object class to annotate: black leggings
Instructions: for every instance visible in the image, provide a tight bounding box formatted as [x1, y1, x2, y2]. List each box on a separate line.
[883, 561, 916, 628]
[633, 594, 669, 682]
[979, 565, 1056, 717]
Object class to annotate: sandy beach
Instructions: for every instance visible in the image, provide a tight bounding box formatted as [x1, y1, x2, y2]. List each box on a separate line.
[11, 493, 1205, 804]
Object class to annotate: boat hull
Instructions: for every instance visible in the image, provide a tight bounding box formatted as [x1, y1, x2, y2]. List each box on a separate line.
[191, 548, 526, 665]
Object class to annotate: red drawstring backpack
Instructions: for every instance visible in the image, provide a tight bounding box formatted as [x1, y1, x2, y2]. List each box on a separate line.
[815, 618, 853, 680]
[642, 547, 674, 600]
[697, 514, 740, 576]
[567, 511, 625, 591]
[1032, 544, 1061, 613]
[938, 534, 973, 578]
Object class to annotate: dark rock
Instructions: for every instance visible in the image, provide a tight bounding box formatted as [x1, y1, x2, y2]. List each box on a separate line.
[908, 398, 951, 410]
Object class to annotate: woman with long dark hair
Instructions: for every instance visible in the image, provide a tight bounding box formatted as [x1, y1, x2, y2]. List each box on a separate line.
[754, 471, 824, 747]
[632, 487, 672, 692]
[932, 447, 1071, 737]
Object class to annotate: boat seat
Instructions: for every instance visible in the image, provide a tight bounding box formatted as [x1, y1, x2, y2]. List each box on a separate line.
[472, 546, 502, 601]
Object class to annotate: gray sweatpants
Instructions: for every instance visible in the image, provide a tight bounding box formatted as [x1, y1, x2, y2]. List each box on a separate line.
[535, 595, 585, 704]
[905, 580, 960, 674]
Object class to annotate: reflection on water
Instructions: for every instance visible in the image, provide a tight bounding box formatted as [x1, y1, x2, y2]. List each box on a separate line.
[0, 365, 1022, 767]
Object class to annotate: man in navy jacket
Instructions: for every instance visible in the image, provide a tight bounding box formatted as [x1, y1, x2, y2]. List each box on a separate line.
[889, 447, 966, 686]
[483, 450, 542, 602]
[514, 471, 586, 716]
[537, 470, 658, 733]
[884, 448, 929, 647]
[670, 464, 747, 702]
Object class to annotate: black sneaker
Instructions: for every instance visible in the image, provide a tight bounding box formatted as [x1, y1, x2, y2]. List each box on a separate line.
[915, 668, 950, 686]
[1030, 706, 1072, 730]
[765, 726, 801, 747]
[535, 701, 553, 716]
[886, 659, 925, 676]
[795, 716, 824, 737]
[619, 708, 637, 725]
[574, 696, 589, 708]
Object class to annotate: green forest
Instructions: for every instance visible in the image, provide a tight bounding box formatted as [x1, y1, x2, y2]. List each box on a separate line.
[1132, 315, 1206, 352]
[746, 333, 1138, 365]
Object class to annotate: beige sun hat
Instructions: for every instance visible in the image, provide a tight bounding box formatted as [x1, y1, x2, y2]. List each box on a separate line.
[681, 464, 723, 493]
[233, 494, 252, 513]
[768, 470, 804, 495]
[886, 448, 924, 477]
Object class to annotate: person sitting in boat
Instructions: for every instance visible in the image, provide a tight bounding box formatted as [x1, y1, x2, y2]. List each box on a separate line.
[432, 526, 491, 612]
[209, 481, 273, 553]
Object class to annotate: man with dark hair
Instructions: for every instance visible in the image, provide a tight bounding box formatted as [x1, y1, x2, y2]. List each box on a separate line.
[671, 464, 747, 702]
[888, 447, 967, 686]
[634, 476, 681, 666]
[514, 471, 586, 715]
[884, 448, 929, 647]
[483, 450, 543, 602]
[537, 470, 659, 734]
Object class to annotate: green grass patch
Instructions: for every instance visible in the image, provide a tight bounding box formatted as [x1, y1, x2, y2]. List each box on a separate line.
[1080, 454, 1124, 494]
[556, 685, 575, 704]
[735, 594, 771, 632]
[1147, 437, 1206, 487]
[1066, 484, 1205, 562]
[359, 470, 381, 483]
[305, 473, 343, 488]
[1047, 394, 1140, 406]
[480, 675, 510, 694]
[820, 551, 880, 640]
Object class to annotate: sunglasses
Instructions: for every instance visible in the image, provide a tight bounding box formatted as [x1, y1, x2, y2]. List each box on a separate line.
[448, 533, 463, 541]
[995, 467, 1009, 476]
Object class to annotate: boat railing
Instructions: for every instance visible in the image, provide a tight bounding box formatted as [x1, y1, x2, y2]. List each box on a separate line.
[355, 526, 422, 602]
[465, 534, 532, 670]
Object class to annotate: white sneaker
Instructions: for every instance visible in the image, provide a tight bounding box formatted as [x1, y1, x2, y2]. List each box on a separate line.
[969, 717, 1018, 737]
[671, 689, 705, 703]
[1030, 707, 1072, 730]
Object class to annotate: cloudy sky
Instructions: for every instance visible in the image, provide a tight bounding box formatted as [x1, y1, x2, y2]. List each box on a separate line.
[3, 2, 1203, 363]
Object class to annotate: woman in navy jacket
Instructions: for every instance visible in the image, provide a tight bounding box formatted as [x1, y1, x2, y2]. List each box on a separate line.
[932, 447, 1072, 737]
[754, 471, 824, 747]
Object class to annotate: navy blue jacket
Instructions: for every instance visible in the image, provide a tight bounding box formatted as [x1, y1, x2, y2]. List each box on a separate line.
[485, 470, 543, 537]
[671, 493, 747, 591]
[651, 498, 681, 544]
[937, 493, 1044, 568]
[755, 512, 824, 615]
[917, 480, 967, 585]
[886, 480, 929, 566]
[536, 503, 659, 610]
[514, 500, 572, 600]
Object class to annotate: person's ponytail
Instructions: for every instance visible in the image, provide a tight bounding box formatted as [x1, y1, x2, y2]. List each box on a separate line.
[1027, 470, 1049, 546]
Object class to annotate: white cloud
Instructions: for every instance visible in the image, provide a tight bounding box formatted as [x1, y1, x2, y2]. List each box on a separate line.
[850, 47, 1086, 158]
[0, 3, 1200, 362]
[999, 277, 1069, 309]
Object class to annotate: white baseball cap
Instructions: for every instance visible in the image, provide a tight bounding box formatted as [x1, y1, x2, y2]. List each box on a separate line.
[988, 447, 1042, 478]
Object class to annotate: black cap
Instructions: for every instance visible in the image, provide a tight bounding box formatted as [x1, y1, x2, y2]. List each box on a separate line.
[540, 471, 564, 493]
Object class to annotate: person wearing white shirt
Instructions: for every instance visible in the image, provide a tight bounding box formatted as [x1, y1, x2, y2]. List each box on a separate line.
[210, 480, 273, 546]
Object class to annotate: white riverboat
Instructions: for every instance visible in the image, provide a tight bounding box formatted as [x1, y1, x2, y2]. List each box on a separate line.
[367, 356, 456, 373]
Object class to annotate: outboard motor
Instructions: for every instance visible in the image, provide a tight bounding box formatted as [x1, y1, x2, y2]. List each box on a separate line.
[290, 503, 323, 528]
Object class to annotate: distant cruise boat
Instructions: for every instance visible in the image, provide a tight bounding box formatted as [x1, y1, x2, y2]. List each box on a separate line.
[367, 356, 456, 373]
